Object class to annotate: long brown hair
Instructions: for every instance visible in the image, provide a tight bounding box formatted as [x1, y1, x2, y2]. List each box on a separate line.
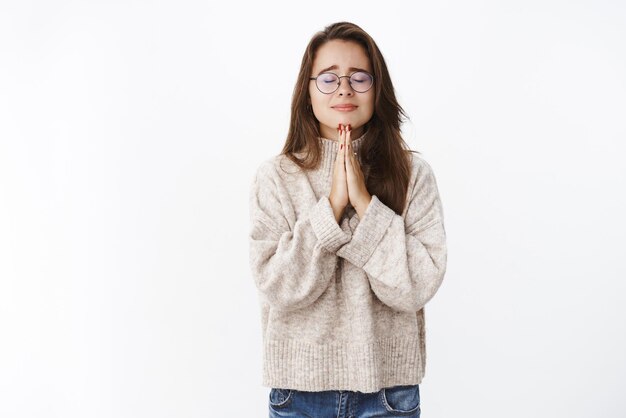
[280, 21, 418, 215]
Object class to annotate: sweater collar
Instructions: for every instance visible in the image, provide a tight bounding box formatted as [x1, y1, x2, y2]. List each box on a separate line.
[318, 133, 366, 175]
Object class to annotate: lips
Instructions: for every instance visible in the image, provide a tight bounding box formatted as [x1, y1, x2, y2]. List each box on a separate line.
[332, 104, 358, 112]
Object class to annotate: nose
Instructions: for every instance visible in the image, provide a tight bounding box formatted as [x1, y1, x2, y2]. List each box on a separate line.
[337, 76, 354, 96]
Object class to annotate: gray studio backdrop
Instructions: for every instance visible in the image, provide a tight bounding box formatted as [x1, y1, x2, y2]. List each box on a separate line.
[1, 1, 624, 417]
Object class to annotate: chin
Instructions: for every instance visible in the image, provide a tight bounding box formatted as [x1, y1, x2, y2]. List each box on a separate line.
[344, 122, 364, 130]
[336, 119, 357, 127]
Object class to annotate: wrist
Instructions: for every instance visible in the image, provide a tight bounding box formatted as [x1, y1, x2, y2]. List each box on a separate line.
[354, 195, 372, 219]
[332, 206, 344, 223]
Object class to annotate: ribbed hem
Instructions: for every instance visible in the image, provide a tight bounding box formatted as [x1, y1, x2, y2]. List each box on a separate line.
[262, 335, 424, 393]
[336, 195, 396, 268]
[309, 196, 352, 253]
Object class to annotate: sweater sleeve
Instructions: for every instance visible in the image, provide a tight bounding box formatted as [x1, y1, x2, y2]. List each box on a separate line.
[248, 161, 352, 312]
[336, 158, 447, 313]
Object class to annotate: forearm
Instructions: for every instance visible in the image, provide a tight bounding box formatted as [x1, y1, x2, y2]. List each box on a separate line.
[250, 195, 351, 312]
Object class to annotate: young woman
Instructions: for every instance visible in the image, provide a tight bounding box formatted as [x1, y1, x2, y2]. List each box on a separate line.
[249, 21, 447, 417]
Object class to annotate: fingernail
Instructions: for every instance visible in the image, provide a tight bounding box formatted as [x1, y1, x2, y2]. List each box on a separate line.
[347, 124, 351, 131]
[340, 144, 343, 150]
[337, 124, 341, 131]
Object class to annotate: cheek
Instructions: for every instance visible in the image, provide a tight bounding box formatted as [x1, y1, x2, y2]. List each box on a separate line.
[309, 92, 328, 115]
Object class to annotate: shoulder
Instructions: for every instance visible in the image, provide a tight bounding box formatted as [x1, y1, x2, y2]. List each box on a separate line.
[251, 154, 304, 188]
[253, 156, 278, 180]
[404, 151, 443, 207]
[403, 151, 445, 222]
[408, 151, 438, 185]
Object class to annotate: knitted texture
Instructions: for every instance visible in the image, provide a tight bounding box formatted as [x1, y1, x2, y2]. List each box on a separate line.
[248, 134, 447, 393]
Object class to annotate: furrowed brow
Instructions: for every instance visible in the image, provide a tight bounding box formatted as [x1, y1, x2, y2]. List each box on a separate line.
[316, 65, 370, 75]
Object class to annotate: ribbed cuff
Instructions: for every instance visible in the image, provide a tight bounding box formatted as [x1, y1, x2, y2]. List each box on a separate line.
[336, 195, 395, 267]
[309, 196, 351, 253]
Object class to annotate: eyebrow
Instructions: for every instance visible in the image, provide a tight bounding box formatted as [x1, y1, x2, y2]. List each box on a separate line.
[316, 65, 370, 75]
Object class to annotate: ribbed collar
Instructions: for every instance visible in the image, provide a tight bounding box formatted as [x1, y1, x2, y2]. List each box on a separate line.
[318, 133, 366, 177]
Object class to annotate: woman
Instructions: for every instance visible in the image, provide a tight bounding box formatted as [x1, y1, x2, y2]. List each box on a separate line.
[249, 21, 447, 417]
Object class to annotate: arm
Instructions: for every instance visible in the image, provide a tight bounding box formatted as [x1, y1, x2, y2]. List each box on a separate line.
[248, 162, 351, 312]
[336, 159, 447, 312]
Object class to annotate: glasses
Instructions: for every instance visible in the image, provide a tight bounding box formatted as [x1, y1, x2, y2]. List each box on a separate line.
[309, 71, 374, 94]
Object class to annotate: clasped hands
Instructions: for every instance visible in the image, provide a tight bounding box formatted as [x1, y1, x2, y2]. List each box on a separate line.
[329, 124, 372, 223]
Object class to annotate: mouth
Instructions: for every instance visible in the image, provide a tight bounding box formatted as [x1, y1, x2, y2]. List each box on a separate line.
[332, 104, 358, 112]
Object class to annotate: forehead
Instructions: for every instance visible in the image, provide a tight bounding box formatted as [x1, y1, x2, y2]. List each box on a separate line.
[312, 39, 371, 72]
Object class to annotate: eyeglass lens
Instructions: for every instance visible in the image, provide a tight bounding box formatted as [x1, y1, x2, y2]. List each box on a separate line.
[316, 72, 373, 94]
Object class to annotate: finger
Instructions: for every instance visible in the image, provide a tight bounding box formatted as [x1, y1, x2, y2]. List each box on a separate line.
[342, 125, 346, 163]
[345, 144, 353, 177]
[346, 125, 353, 167]
[339, 125, 346, 168]
[336, 124, 343, 159]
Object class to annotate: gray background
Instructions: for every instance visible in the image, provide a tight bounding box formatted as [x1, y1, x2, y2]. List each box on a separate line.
[1, 0, 625, 417]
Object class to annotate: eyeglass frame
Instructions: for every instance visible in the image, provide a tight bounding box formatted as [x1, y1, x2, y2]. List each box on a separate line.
[309, 71, 375, 94]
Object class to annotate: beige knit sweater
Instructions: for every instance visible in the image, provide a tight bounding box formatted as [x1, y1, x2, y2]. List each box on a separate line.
[248, 134, 447, 393]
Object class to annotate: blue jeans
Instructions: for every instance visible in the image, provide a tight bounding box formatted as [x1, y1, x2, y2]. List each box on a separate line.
[268, 384, 421, 417]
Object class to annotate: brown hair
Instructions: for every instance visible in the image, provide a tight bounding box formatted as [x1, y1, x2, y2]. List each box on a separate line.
[279, 21, 419, 215]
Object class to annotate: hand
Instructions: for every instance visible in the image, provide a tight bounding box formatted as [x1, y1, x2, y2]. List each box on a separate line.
[344, 124, 372, 219]
[329, 124, 349, 222]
